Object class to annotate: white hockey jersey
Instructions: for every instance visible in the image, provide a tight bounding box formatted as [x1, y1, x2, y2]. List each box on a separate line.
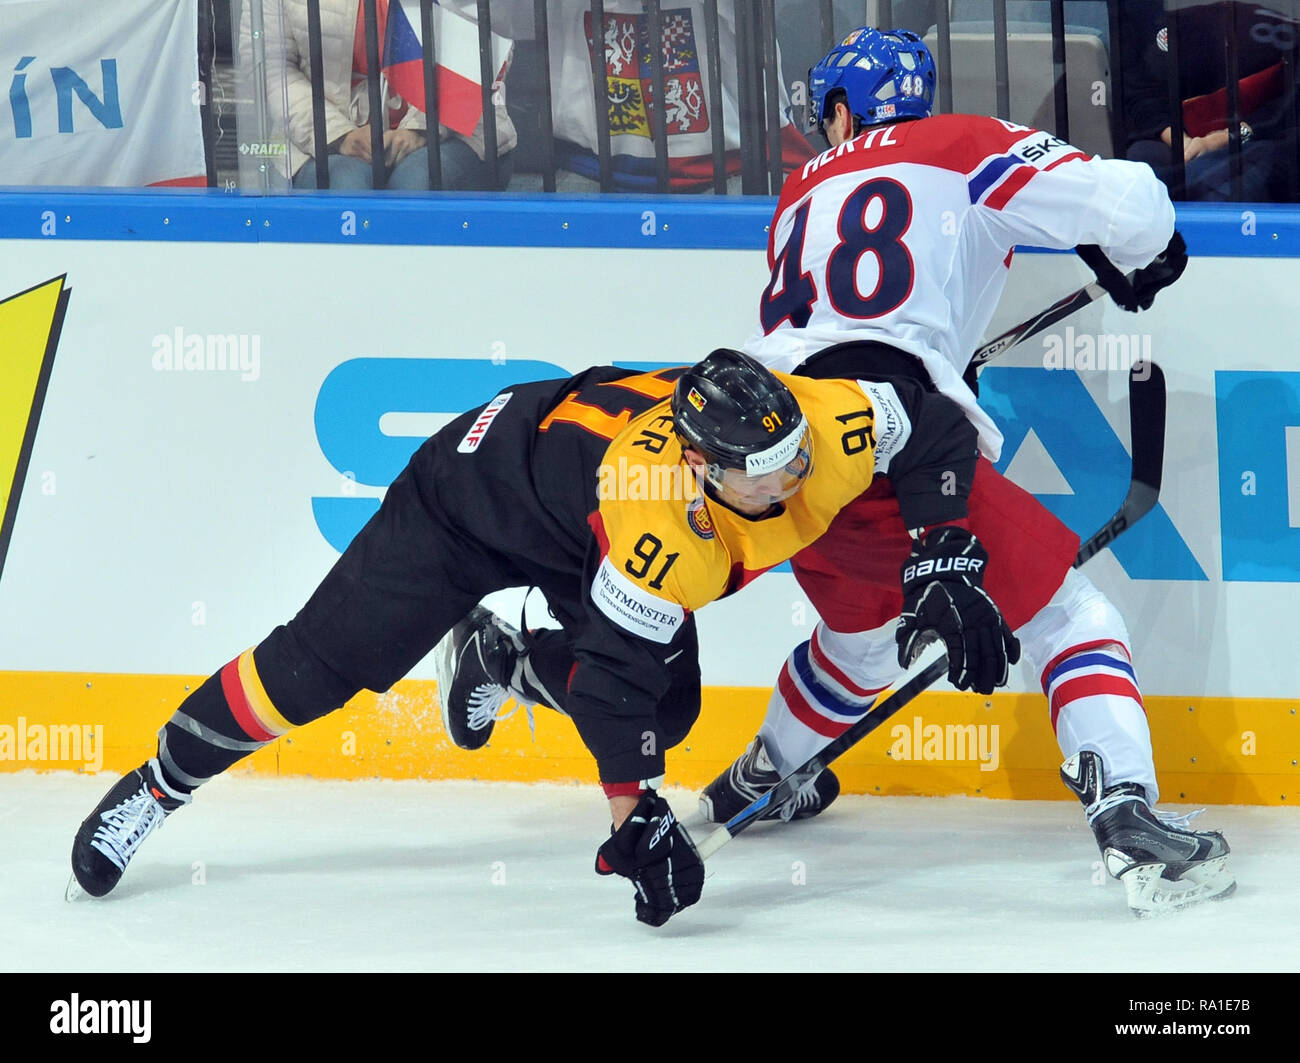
[743, 113, 1176, 459]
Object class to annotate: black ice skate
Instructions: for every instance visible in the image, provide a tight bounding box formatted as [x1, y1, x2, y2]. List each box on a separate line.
[68, 757, 191, 900]
[1061, 750, 1235, 916]
[700, 735, 840, 824]
[434, 606, 536, 750]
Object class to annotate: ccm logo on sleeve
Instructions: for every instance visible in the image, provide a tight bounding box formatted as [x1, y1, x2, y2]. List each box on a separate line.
[591, 556, 684, 644]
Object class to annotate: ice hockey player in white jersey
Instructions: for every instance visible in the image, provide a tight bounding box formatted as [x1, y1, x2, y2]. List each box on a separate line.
[698, 26, 1233, 916]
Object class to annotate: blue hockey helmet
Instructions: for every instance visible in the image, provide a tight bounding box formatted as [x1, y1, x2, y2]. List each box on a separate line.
[808, 27, 936, 133]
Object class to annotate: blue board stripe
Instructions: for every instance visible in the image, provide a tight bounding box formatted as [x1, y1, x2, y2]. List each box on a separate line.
[1, 190, 1297, 255]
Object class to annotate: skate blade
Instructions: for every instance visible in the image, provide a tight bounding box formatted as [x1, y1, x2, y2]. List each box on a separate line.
[1120, 856, 1235, 917]
[65, 874, 87, 902]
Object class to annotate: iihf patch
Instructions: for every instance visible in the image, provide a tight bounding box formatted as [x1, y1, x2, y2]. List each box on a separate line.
[687, 387, 707, 412]
[844, 28, 866, 45]
[686, 497, 714, 540]
[457, 392, 512, 453]
[875, 102, 897, 119]
[1156, 26, 1168, 52]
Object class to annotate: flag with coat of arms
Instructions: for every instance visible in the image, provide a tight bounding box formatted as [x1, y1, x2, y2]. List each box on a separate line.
[546, 0, 813, 191]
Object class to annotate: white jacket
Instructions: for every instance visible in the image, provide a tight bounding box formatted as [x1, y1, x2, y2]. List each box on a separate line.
[242, 0, 516, 178]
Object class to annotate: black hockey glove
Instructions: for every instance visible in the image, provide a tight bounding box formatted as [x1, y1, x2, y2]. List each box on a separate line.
[1076, 243, 1141, 312]
[1131, 231, 1188, 308]
[596, 790, 704, 927]
[896, 526, 1021, 696]
[1077, 232, 1187, 313]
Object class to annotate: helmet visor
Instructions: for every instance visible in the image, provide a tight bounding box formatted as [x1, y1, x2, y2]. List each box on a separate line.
[703, 426, 813, 511]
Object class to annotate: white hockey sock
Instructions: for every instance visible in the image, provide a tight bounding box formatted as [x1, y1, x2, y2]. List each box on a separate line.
[1047, 644, 1158, 804]
[759, 622, 900, 774]
[1016, 569, 1160, 804]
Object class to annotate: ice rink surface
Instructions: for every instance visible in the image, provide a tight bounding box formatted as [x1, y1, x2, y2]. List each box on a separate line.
[2, 772, 1297, 974]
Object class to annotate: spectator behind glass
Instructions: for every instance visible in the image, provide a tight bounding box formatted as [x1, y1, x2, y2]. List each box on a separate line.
[242, 0, 516, 190]
[493, 1, 813, 193]
[1119, 0, 1297, 202]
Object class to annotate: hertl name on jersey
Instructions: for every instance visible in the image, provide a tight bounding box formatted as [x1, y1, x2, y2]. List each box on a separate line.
[801, 123, 901, 181]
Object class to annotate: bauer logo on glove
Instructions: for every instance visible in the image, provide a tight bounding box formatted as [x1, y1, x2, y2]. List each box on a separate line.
[896, 526, 1020, 696]
[901, 554, 985, 583]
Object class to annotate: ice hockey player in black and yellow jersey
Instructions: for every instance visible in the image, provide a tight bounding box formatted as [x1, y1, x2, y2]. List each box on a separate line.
[69, 349, 1015, 927]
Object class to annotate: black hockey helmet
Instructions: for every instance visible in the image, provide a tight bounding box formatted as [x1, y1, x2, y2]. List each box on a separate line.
[672, 349, 813, 515]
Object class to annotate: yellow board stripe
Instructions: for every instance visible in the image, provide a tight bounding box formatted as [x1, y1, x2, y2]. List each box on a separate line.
[236, 649, 294, 737]
[0, 671, 1295, 806]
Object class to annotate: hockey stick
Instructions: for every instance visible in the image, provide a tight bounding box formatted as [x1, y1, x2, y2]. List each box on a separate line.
[967, 249, 1167, 562]
[1074, 360, 1166, 566]
[968, 258, 1158, 369]
[695, 641, 949, 860]
[970, 278, 1113, 367]
[697, 361, 1168, 861]
[970, 234, 1182, 367]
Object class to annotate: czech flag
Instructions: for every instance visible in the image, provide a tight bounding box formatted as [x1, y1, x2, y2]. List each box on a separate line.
[383, 0, 513, 138]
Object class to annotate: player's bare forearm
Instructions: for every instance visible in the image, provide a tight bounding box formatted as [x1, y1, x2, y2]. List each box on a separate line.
[608, 793, 639, 829]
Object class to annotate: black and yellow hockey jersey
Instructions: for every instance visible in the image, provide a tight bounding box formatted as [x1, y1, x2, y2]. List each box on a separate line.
[431, 364, 975, 784]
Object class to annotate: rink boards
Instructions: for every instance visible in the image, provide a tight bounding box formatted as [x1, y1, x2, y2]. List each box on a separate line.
[0, 193, 1297, 804]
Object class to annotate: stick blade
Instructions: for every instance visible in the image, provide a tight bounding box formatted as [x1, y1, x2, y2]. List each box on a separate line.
[1074, 360, 1167, 567]
[1128, 360, 1166, 494]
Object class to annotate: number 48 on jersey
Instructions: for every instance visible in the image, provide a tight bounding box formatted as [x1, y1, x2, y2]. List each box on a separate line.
[760, 177, 917, 333]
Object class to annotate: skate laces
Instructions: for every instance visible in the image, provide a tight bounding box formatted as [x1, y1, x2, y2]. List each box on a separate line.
[462, 613, 541, 740]
[1087, 790, 1208, 834]
[1153, 806, 1207, 832]
[1083, 787, 1146, 825]
[466, 684, 536, 740]
[89, 784, 168, 873]
[738, 741, 820, 821]
[778, 780, 820, 822]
